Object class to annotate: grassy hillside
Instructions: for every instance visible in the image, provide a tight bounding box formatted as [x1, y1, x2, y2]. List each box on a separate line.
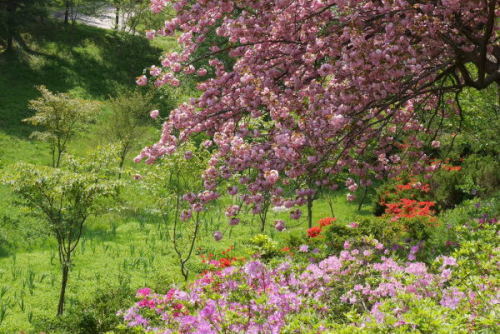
[0, 22, 373, 332]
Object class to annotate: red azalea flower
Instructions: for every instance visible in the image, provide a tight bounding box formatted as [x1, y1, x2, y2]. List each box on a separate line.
[318, 217, 336, 227]
[307, 226, 322, 238]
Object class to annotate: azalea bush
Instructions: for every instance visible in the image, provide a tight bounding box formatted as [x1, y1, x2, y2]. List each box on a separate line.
[116, 220, 498, 333]
[374, 177, 434, 217]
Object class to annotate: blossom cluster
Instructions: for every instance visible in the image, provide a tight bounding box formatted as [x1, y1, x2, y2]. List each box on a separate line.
[307, 216, 335, 238]
[384, 199, 436, 220]
[135, 0, 496, 221]
[119, 241, 497, 333]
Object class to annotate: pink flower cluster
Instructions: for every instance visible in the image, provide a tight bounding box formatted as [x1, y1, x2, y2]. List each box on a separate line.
[135, 0, 496, 217]
[119, 242, 495, 332]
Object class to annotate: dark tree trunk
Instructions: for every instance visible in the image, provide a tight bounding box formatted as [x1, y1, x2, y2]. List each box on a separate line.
[115, 6, 120, 30]
[307, 195, 313, 228]
[64, 1, 70, 24]
[6, 33, 13, 52]
[358, 186, 369, 211]
[57, 263, 70, 315]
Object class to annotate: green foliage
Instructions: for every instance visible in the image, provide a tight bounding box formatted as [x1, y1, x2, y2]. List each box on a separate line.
[98, 89, 156, 169]
[247, 234, 280, 260]
[430, 155, 500, 210]
[1, 154, 121, 314]
[33, 282, 134, 334]
[23, 85, 99, 167]
[322, 215, 446, 262]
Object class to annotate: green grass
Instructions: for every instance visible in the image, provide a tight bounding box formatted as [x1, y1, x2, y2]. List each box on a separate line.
[0, 21, 377, 332]
[0, 191, 371, 331]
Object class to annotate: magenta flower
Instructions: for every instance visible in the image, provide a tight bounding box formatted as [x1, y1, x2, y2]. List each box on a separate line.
[150, 109, 160, 119]
[274, 220, 285, 231]
[213, 231, 223, 241]
[137, 288, 151, 297]
[135, 75, 147, 86]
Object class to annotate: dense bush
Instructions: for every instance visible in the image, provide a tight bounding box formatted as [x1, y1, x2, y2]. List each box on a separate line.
[430, 155, 500, 210]
[116, 217, 498, 333]
[33, 283, 134, 334]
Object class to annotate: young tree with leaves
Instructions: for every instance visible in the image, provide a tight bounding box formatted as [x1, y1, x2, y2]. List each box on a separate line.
[137, 143, 212, 281]
[23, 86, 99, 168]
[2, 152, 121, 315]
[99, 89, 156, 172]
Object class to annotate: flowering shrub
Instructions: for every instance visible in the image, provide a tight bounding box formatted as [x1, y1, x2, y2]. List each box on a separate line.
[384, 199, 436, 221]
[318, 217, 336, 227]
[306, 217, 336, 238]
[117, 233, 498, 333]
[321, 215, 444, 263]
[307, 226, 322, 238]
[199, 246, 245, 271]
[375, 178, 435, 217]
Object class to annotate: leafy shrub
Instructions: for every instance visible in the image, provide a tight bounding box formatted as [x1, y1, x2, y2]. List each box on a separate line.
[33, 283, 134, 334]
[116, 232, 498, 333]
[322, 215, 443, 262]
[430, 155, 500, 210]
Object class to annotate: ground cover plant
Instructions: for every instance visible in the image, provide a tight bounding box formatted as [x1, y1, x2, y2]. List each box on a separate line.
[0, 0, 498, 333]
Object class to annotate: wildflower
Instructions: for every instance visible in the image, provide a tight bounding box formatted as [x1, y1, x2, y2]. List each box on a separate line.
[244, 261, 265, 278]
[136, 75, 148, 86]
[229, 218, 240, 225]
[137, 288, 151, 297]
[440, 288, 465, 309]
[299, 245, 309, 252]
[318, 217, 336, 227]
[145, 29, 156, 40]
[290, 209, 302, 220]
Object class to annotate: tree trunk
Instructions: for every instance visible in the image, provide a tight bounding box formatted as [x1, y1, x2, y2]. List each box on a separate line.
[64, 1, 70, 24]
[358, 186, 369, 212]
[57, 264, 69, 316]
[5, 1, 15, 52]
[6, 33, 13, 52]
[115, 6, 120, 30]
[307, 195, 313, 228]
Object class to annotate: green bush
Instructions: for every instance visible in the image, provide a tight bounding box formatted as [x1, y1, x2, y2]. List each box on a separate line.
[322, 215, 447, 262]
[33, 283, 134, 334]
[430, 155, 500, 210]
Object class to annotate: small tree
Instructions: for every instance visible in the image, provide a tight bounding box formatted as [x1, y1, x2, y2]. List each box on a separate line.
[2, 155, 120, 315]
[137, 143, 210, 281]
[99, 90, 156, 172]
[23, 86, 99, 168]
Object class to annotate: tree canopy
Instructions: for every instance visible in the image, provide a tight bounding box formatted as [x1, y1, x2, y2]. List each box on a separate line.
[136, 0, 499, 219]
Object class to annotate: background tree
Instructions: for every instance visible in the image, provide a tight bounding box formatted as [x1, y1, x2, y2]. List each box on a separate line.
[98, 89, 156, 172]
[137, 143, 212, 280]
[0, 0, 49, 53]
[2, 152, 121, 315]
[23, 86, 99, 168]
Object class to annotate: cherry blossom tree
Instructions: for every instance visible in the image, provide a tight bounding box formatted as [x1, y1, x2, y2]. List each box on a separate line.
[136, 0, 499, 223]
